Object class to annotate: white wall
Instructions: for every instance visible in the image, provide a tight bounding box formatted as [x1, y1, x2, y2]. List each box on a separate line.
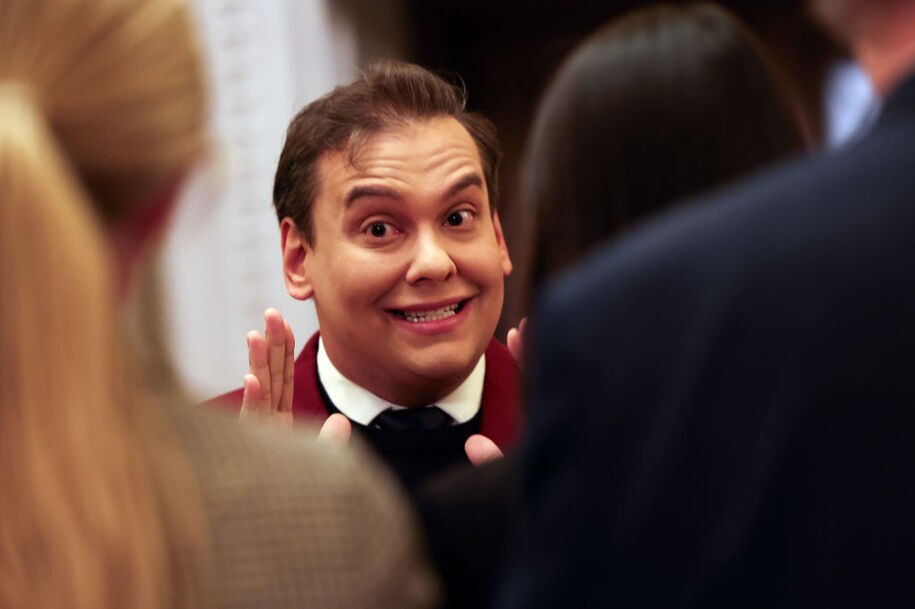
[161, 0, 360, 399]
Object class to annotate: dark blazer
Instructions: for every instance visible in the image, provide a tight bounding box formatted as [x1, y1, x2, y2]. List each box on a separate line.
[498, 72, 915, 609]
[418, 455, 519, 609]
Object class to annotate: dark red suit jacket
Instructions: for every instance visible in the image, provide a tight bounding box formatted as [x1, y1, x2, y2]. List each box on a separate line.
[211, 331, 522, 450]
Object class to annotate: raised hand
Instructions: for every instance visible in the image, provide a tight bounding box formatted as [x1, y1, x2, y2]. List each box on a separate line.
[239, 308, 295, 427]
[318, 413, 352, 444]
[506, 316, 528, 366]
[465, 434, 504, 465]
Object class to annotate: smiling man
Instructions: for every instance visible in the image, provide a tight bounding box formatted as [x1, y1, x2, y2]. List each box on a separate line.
[213, 61, 521, 492]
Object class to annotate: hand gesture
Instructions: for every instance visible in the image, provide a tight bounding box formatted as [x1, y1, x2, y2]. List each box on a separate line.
[506, 316, 528, 366]
[465, 434, 504, 465]
[239, 308, 295, 427]
[318, 413, 353, 444]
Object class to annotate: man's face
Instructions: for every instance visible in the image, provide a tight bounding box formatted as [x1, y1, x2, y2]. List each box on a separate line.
[282, 116, 512, 406]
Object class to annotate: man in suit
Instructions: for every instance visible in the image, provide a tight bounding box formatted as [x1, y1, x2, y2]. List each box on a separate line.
[498, 1, 915, 607]
[213, 60, 520, 494]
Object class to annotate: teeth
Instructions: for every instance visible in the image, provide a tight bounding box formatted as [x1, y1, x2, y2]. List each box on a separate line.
[395, 303, 459, 323]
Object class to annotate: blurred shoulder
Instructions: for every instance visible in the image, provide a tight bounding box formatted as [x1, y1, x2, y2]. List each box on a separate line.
[538, 146, 851, 323]
[163, 399, 438, 609]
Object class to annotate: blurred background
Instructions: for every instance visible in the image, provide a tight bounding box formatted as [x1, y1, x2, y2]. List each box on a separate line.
[164, 0, 877, 398]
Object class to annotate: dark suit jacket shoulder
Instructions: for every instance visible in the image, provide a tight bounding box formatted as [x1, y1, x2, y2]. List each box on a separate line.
[500, 73, 915, 609]
[418, 455, 519, 609]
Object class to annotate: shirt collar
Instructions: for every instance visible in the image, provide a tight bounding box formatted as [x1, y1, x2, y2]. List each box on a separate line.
[316, 336, 485, 425]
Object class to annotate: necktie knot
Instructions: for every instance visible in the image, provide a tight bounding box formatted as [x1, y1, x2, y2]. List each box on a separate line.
[370, 405, 454, 431]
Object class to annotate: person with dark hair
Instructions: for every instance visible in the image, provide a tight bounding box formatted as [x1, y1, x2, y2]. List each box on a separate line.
[421, 5, 806, 609]
[498, 0, 915, 606]
[522, 1, 804, 296]
[212, 60, 521, 494]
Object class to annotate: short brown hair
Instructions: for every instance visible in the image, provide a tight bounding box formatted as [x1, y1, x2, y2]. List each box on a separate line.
[274, 59, 501, 244]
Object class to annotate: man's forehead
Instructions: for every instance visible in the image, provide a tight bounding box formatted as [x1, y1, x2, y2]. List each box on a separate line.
[316, 117, 485, 198]
[343, 116, 479, 166]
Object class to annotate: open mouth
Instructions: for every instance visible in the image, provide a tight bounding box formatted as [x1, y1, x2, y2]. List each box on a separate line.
[390, 300, 467, 323]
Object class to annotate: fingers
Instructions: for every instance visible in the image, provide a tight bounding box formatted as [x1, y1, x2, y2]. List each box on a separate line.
[279, 318, 295, 414]
[241, 309, 296, 427]
[239, 373, 263, 419]
[264, 308, 287, 411]
[507, 327, 521, 362]
[507, 316, 527, 366]
[246, 331, 271, 412]
[318, 413, 352, 445]
[240, 372, 294, 427]
[465, 434, 504, 465]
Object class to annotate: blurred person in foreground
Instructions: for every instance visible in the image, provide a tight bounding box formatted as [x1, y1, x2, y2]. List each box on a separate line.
[419, 4, 806, 608]
[498, 0, 915, 607]
[520, 2, 805, 299]
[211, 61, 521, 495]
[0, 1, 435, 608]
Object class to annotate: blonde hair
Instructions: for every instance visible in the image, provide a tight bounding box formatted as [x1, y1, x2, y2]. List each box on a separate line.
[0, 1, 207, 608]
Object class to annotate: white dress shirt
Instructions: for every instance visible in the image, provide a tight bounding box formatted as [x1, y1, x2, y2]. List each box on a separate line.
[316, 336, 485, 426]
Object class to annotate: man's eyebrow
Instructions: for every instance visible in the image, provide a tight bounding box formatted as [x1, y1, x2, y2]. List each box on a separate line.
[344, 185, 403, 207]
[343, 173, 484, 207]
[444, 173, 484, 200]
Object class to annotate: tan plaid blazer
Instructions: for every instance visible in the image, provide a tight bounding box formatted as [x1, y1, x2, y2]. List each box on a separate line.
[165, 401, 439, 609]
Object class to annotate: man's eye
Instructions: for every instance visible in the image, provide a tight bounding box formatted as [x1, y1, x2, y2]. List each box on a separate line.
[365, 221, 395, 238]
[445, 210, 474, 227]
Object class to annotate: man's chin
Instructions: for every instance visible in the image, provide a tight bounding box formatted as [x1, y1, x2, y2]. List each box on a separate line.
[398, 347, 483, 384]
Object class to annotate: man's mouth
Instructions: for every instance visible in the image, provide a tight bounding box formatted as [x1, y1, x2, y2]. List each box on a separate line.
[390, 301, 466, 323]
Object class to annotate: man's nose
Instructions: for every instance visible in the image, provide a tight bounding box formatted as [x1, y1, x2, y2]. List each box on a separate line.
[405, 229, 457, 284]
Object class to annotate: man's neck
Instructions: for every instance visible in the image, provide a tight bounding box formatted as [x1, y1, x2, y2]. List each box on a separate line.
[316, 337, 486, 424]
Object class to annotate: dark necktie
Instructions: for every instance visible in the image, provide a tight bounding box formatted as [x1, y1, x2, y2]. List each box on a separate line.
[370, 405, 455, 431]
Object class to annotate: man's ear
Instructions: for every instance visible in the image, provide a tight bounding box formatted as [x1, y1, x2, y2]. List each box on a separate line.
[281, 217, 314, 300]
[493, 211, 513, 277]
